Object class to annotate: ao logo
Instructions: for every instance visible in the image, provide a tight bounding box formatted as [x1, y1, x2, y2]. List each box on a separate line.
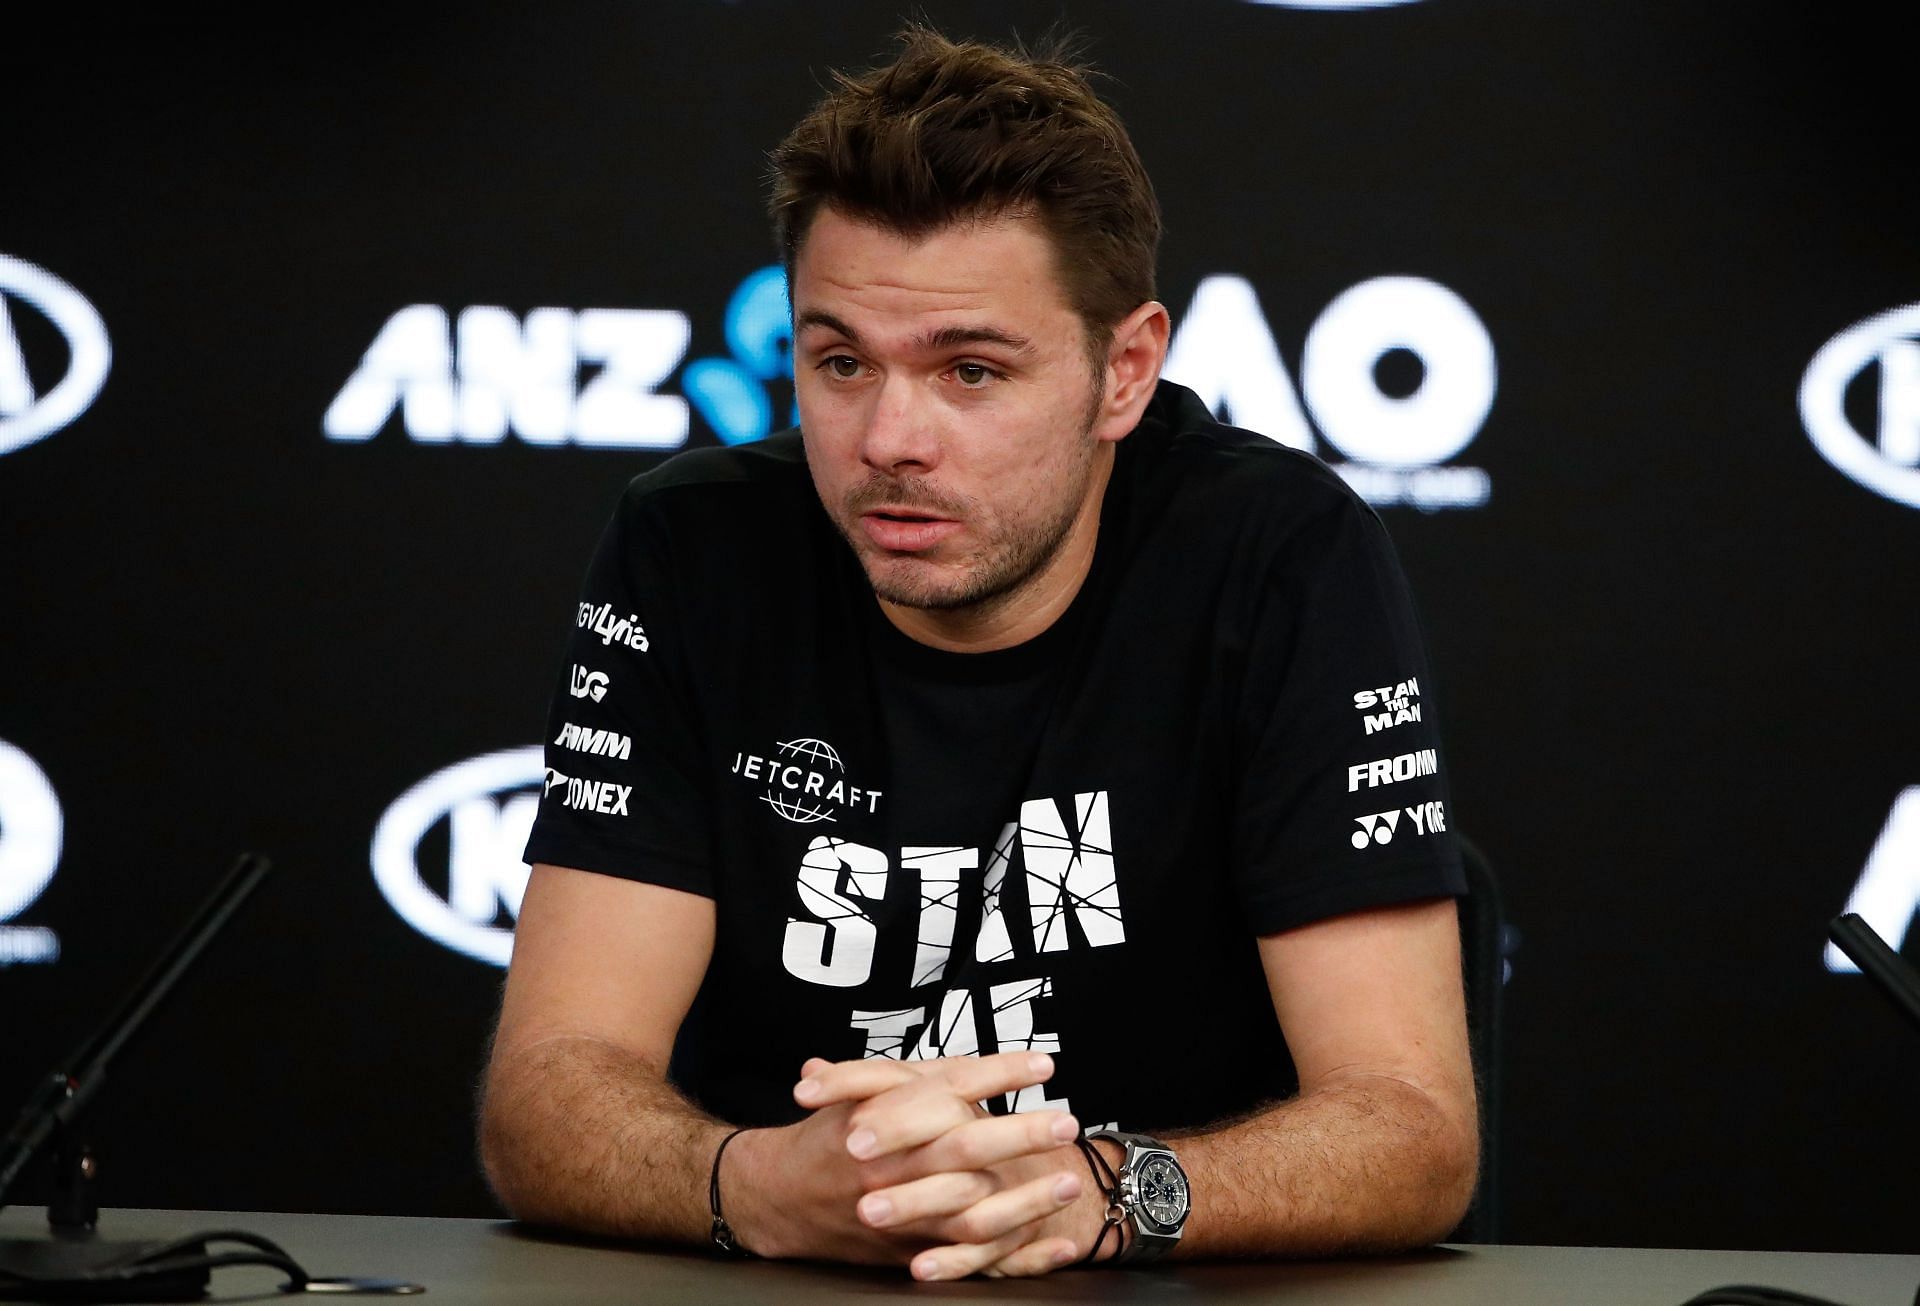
[324, 268, 792, 449]
[1800, 304, 1920, 510]
[1825, 787, 1920, 974]
[371, 747, 544, 967]
[0, 255, 112, 458]
[1163, 276, 1496, 511]
[0, 739, 63, 966]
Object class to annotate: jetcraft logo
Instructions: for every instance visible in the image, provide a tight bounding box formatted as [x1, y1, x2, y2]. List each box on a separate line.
[730, 738, 883, 825]
[1165, 276, 1495, 511]
[1800, 303, 1920, 509]
[371, 747, 543, 967]
[1825, 787, 1920, 974]
[323, 267, 793, 450]
[0, 739, 63, 966]
[0, 255, 112, 458]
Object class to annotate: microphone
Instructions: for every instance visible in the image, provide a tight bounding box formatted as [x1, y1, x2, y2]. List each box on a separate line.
[1826, 912, 1920, 1036]
[0, 853, 272, 1220]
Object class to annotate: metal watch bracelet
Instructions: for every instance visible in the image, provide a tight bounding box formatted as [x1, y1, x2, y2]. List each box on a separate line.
[1084, 1129, 1190, 1265]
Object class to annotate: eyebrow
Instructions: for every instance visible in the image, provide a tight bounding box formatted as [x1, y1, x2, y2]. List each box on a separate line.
[795, 309, 1036, 358]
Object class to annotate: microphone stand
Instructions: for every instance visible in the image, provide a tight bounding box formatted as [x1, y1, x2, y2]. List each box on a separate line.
[0, 853, 273, 1232]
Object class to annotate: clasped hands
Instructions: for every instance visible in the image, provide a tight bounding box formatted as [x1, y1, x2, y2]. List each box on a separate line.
[724, 1050, 1115, 1280]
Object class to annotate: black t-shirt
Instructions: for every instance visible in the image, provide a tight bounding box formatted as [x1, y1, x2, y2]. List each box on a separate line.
[524, 379, 1464, 1134]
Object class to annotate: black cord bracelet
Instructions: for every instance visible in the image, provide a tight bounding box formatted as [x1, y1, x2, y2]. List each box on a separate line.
[709, 1126, 756, 1257]
[1074, 1135, 1126, 1267]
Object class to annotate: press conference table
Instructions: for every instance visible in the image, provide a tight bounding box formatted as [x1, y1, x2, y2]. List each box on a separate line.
[4, 1208, 1917, 1305]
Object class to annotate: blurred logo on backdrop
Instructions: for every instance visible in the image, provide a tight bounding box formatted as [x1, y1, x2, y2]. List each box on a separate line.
[1800, 304, 1920, 510]
[1245, 0, 1422, 7]
[324, 266, 1492, 512]
[1163, 275, 1496, 511]
[371, 747, 543, 966]
[0, 255, 112, 458]
[0, 739, 63, 966]
[1825, 787, 1920, 974]
[323, 267, 792, 450]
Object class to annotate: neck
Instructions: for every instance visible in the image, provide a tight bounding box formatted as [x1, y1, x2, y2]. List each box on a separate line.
[878, 446, 1114, 654]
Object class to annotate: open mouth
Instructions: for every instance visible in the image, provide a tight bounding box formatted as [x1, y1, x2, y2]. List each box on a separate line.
[859, 510, 960, 552]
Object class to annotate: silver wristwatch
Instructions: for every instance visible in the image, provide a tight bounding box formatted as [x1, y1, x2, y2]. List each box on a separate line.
[1086, 1129, 1190, 1263]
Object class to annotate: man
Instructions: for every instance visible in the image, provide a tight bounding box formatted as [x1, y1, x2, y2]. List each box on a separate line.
[481, 27, 1476, 1281]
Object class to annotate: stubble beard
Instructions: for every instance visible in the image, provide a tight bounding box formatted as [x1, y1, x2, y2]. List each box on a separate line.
[847, 461, 1092, 613]
[838, 392, 1104, 616]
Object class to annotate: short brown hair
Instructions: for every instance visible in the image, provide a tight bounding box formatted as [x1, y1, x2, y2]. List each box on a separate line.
[769, 25, 1161, 364]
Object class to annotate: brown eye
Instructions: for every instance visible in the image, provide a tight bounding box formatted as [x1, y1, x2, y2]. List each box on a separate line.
[826, 355, 862, 379]
[954, 363, 993, 387]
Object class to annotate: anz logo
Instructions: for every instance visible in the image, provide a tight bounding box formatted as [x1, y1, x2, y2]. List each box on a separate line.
[324, 267, 794, 450]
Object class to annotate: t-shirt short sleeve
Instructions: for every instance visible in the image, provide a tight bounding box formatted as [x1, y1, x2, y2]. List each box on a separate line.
[1230, 485, 1465, 934]
[520, 487, 713, 897]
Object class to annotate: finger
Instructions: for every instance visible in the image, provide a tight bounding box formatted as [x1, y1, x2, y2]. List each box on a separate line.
[982, 1236, 1082, 1278]
[912, 1229, 1031, 1283]
[919, 1169, 1081, 1254]
[843, 1080, 984, 1160]
[799, 1051, 1053, 1111]
[855, 1170, 998, 1230]
[862, 1110, 1079, 1188]
[793, 1058, 922, 1108]
[908, 1172, 1081, 1283]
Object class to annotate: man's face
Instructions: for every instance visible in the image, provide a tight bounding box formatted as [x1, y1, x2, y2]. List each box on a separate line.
[791, 206, 1113, 615]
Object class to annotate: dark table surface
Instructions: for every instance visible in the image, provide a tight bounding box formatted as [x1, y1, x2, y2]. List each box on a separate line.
[3, 1208, 1917, 1304]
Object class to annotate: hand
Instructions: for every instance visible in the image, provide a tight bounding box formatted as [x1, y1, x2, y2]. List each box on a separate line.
[791, 1052, 1119, 1280]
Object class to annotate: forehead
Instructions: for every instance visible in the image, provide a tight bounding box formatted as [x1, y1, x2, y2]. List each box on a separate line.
[791, 207, 1078, 341]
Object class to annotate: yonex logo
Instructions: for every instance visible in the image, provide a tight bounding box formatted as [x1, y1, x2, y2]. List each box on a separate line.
[1800, 303, 1920, 509]
[0, 255, 112, 458]
[730, 737, 883, 824]
[371, 747, 543, 967]
[1352, 809, 1403, 848]
[1352, 801, 1447, 849]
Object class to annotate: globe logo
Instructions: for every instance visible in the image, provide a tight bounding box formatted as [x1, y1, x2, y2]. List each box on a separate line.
[763, 737, 845, 824]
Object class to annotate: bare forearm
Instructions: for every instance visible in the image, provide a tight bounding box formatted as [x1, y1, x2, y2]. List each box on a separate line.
[479, 1035, 728, 1244]
[1166, 1074, 1478, 1259]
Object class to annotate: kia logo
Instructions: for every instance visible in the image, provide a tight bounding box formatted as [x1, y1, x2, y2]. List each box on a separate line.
[0, 255, 112, 457]
[0, 740, 63, 923]
[1799, 302, 1920, 510]
[371, 747, 543, 966]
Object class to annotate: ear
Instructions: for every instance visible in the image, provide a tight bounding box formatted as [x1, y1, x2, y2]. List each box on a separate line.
[1091, 301, 1171, 443]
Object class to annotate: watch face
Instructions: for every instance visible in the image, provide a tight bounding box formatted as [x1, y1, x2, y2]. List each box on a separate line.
[1135, 1154, 1189, 1229]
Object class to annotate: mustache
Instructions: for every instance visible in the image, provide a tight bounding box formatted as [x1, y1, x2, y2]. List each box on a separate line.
[844, 474, 973, 519]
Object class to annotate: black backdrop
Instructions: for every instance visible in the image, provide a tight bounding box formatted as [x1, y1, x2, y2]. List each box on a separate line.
[4, 2, 1917, 1254]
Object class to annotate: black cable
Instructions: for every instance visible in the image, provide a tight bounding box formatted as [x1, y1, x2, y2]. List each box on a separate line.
[0, 1227, 311, 1296]
[1681, 1287, 1857, 1306]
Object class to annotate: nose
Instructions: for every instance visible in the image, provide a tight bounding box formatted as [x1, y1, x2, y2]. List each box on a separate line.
[858, 376, 939, 474]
